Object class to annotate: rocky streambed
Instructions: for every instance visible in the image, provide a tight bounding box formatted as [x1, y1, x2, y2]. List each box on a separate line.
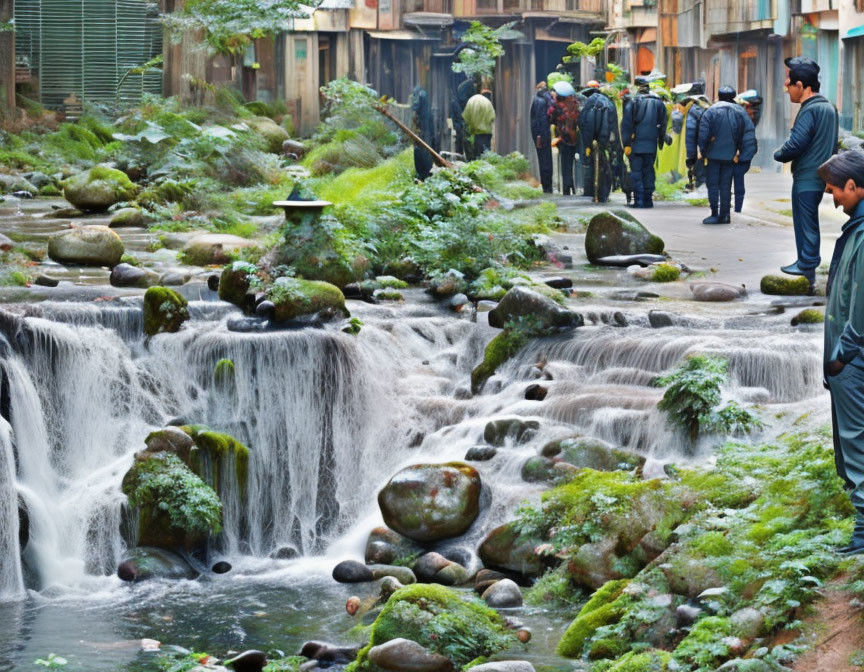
[0, 191, 842, 672]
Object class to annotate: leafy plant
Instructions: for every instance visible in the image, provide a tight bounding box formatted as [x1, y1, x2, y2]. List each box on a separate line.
[163, 0, 314, 54]
[656, 354, 762, 443]
[452, 22, 512, 80]
[563, 37, 605, 63]
[34, 654, 67, 669]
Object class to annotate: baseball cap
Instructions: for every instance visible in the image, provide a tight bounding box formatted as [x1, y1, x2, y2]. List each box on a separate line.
[553, 81, 575, 97]
[784, 56, 820, 82]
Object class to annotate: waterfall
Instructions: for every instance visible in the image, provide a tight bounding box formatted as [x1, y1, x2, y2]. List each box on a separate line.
[0, 415, 24, 601]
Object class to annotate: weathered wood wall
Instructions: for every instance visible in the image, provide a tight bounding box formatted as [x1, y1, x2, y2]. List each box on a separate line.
[0, 0, 14, 117]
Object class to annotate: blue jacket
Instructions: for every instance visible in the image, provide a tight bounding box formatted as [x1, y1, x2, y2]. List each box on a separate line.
[734, 104, 757, 163]
[684, 97, 709, 160]
[774, 94, 838, 191]
[580, 92, 619, 149]
[530, 90, 553, 144]
[620, 92, 667, 155]
[697, 101, 744, 161]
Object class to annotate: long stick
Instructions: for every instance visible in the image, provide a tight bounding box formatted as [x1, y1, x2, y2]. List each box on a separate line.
[374, 104, 453, 169]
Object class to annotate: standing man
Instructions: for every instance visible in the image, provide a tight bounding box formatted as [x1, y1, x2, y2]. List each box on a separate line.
[548, 81, 583, 196]
[774, 56, 839, 287]
[697, 86, 750, 224]
[463, 89, 496, 160]
[580, 81, 621, 203]
[411, 86, 436, 181]
[683, 80, 711, 190]
[620, 76, 667, 208]
[531, 82, 554, 193]
[819, 150, 864, 554]
[732, 96, 758, 213]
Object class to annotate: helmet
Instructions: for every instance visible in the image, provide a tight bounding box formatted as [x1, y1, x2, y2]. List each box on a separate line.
[586, 80, 600, 88]
[553, 81, 576, 97]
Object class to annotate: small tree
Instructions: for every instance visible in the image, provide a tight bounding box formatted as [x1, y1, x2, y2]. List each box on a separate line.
[452, 21, 513, 81]
[163, 0, 316, 55]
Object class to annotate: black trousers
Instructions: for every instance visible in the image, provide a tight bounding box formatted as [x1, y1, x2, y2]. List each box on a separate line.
[535, 143, 553, 193]
[559, 143, 577, 195]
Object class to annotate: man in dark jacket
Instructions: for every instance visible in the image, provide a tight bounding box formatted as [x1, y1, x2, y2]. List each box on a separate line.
[683, 80, 711, 189]
[698, 86, 751, 224]
[530, 82, 554, 193]
[411, 86, 436, 181]
[580, 81, 621, 203]
[620, 76, 668, 208]
[774, 56, 839, 286]
[732, 97, 758, 212]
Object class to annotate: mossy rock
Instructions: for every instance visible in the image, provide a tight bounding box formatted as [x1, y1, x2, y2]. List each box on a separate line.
[543, 437, 645, 472]
[62, 166, 137, 212]
[292, 254, 370, 289]
[759, 274, 811, 296]
[487, 286, 582, 331]
[347, 584, 515, 671]
[218, 261, 257, 308]
[584, 211, 665, 263]
[143, 286, 189, 337]
[182, 234, 256, 267]
[117, 546, 198, 582]
[268, 277, 349, 321]
[365, 527, 424, 566]
[672, 615, 733, 669]
[471, 330, 529, 395]
[213, 358, 236, 397]
[521, 456, 559, 483]
[109, 207, 146, 228]
[557, 579, 629, 657]
[121, 452, 222, 550]
[179, 424, 250, 494]
[478, 521, 545, 577]
[791, 308, 824, 326]
[47, 225, 124, 267]
[605, 650, 675, 671]
[651, 263, 681, 283]
[248, 116, 291, 154]
[378, 462, 481, 543]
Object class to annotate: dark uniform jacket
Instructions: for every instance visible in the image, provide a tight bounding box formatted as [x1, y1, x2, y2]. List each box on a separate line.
[580, 92, 619, 148]
[774, 94, 839, 191]
[620, 91, 667, 154]
[733, 104, 758, 162]
[697, 101, 745, 161]
[530, 90, 554, 145]
[684, 97, 710, 160]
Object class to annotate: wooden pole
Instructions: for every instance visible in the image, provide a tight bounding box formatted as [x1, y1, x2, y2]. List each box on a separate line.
[374, 103, 453, 169]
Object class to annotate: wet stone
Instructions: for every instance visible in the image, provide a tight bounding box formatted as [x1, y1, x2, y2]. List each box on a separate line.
[465, 445, 497, 461]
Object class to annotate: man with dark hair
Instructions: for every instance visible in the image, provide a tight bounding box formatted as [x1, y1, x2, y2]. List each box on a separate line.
[530, 82, 554, 193]
[774, 56, 839, 288]
[411, 86, 436, 181]
[819, 149, 864, 554]
[621, 76, 668, 208]
[698, 86, 753, 224]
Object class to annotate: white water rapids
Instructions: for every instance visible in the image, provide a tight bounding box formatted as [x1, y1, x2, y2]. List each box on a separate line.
[0, 297, 828, 602]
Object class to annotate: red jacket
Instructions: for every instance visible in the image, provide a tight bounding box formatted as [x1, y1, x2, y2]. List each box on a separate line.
[549, 97, 581, 146]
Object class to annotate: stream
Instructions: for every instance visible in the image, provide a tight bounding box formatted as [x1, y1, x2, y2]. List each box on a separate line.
[0, 195, 830, 671]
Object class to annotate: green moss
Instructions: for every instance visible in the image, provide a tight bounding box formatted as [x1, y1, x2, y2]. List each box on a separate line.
[606, 650, 675, 671]
[348, 584, 515, 671]
[268, 277, 349, 321]
[760, 274, 811, 296]
[791, 308, 824, 326]
[376, 290, 404, 301]
[673, 616, 732, 669]
[39, 184, 62, 196]
[143, 286, 189, 336]
[557, 582, 629, 658]
[651, 263, 681, 283]
[373, 275, 409, 289]
[138, 179, 196, 209]
[471, 329, 529, 394]
[218, 261, 257, 308]
[122, 452, 222, 548]
[213, 359, 236, 396]
[180, 425, 250, 494]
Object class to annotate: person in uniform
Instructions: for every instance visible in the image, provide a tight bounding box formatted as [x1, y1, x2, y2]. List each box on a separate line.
[580, 81, 621, 203]
[530, 81, 555, 193]
[620, 76, 668, 208]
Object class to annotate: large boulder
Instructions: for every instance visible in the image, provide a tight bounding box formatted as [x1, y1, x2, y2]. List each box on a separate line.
[541, 437, 645, 472]
[482, 578, 523, 608]
[478, 522, 544, 577]
[378, 463, 481, 543]
[248, 117, 292, 154]
[47, 225, 124, 266]
[760, 274, 811, 296]
[182, 234, 256, 266]
[109, 207, 146, 228]
[267, 276, 349, 322]
[488, 287, 582, 331]
[143, 286, 189, 336]
[333, 559, 374, 583]
[62, 166, 137, 212]
[116, 546, 198, 582]
[218, 261, 257, 309]
[0, 174, 38, 195]
[350, 584, 515, 671]
[584, 210, 664, 264]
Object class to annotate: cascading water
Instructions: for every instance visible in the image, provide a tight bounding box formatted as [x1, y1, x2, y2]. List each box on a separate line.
[0, 415, 24, 601]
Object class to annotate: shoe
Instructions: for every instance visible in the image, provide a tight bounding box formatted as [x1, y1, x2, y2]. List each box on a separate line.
[718, 214, 731, 224]
[703, 215, 721, 224]
[781, 261, 807, 276]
